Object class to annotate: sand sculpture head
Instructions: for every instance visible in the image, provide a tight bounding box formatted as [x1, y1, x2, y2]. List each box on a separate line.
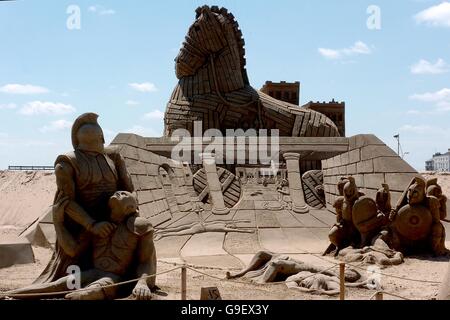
[407, 177, 426, 205]
[174, 5, 248, 82]
[72, 113, 105, 153]
[343, 177, 359, 201]
[426, 178, 442, 198]
[108, 191, 138, 224]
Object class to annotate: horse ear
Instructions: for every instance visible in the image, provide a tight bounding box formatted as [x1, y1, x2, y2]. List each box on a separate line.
[195, 6, 211, 19]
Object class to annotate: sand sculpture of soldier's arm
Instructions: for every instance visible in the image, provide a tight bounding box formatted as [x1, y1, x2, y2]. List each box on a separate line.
[34, 113, 135, 284]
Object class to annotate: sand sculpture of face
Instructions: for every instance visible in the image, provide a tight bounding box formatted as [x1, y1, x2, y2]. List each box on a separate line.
[77, 123, 105, 154]
[108, 191, 138, 224]
[337, 177, 349, 196]
[427, 178, 442, 199]
[407, 180, 425, 205]
[343, 177, 358, 201]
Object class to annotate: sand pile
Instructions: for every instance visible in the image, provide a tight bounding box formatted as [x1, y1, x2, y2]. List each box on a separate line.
[0, 170, 56, 230]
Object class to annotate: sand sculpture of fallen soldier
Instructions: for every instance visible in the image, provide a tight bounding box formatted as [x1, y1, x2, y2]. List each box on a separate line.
[154, 219, 254, 241]
[4, 191, 156, 300]
[337, 239, 404, 267]
[285, 272, 376, 296]
[225, 251, 374, 295]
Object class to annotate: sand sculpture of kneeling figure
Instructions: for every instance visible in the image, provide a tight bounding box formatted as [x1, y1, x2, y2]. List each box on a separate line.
[226, 251, 372, 295]
[381, 177, 449, 256]
[5, 191, 156, 300]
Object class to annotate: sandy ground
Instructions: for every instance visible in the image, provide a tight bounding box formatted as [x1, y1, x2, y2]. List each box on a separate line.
[0, 171, 449, 300]
[0, 237, 447, 300]
[0, 170, 56, 228]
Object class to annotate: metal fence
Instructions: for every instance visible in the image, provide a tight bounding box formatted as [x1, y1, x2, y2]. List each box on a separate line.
[8, 166, 54, 171]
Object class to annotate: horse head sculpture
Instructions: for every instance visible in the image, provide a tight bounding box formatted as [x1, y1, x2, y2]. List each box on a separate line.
[165, 5, 340, 138]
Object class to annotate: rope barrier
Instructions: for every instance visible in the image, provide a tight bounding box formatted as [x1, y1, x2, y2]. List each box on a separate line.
[0, 266, 181, 299]
[368, 290, 412, 301]
[0, 260, 430, 301]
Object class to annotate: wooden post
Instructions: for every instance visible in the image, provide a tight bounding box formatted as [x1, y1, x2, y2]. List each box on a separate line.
[181, 265, 187, 300]
[375, 292, 383, 300]
[339, 263, 345, 300]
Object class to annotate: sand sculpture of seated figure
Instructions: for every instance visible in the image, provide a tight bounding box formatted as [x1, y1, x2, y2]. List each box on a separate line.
[6, 192, 156, 300]
[35, 113, 135, 285]
[384, 177, 448, 256]
[276, 179, 292, 209]
[225, 251, 371, 295]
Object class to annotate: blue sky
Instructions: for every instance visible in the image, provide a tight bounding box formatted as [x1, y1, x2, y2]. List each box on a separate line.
[0, 0, 449, 170]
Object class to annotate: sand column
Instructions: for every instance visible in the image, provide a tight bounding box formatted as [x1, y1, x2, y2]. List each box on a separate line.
[200, 153, 230, 215]
[283, 152, 309, 214]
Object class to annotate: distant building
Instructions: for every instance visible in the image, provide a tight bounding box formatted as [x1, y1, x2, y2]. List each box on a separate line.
[426, 149, 450, 172]
[260, 81, 346, 137]
[425, 160, 434, 171]
[260, 81, 300, 105]
[302, 100, 346, 137]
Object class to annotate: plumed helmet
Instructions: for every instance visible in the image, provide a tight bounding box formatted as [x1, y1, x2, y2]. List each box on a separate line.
[71, 112, 104, 150]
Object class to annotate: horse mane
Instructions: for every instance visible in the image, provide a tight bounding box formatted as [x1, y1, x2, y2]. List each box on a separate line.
[195, 5, 249, 85]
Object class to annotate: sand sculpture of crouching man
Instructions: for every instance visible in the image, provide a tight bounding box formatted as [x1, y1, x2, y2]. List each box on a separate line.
[6, 191, 156, 300]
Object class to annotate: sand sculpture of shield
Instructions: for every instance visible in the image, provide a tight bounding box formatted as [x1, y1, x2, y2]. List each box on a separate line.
[301, 170, 325, 209]
[193, 167, 242, 208]
[395, 204, 432, 241]
[352, 196, 380, 234]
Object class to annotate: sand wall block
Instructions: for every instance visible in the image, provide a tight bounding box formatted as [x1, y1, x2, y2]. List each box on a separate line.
[0, 238, 35, 268]
[321, 134, 420, 212]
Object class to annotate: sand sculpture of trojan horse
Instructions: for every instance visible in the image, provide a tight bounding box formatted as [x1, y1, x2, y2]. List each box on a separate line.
[164, 5, 340, 138]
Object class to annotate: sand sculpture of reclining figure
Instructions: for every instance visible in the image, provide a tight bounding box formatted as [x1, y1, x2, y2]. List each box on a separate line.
[226, 251, 373, 295]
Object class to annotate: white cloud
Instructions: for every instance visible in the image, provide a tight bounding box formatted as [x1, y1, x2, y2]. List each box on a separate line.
[411, 58, 449, 74]
[144, 110, 164, 120]
[129, 82, 158, 93]
[318, 41, 372, 60]
[124, 125, 161, 137]
[399, 124, 450, 137]
[410, 88, 450, 103]
[0, 103, 17, 110]
[414, 2, 450, 27]
[19, 101, 76, 116]
[409, 88, 450, 113]
[0, 137, 56, 147]
[88, 5, 116, 15]
[126, 100, 140, 106]
[39, 119, 73, 133]
[0, 84, 49, 95]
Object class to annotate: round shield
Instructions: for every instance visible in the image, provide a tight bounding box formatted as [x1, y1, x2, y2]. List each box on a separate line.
[352, 196, 380, 233]
[395, 204, 432, 241]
